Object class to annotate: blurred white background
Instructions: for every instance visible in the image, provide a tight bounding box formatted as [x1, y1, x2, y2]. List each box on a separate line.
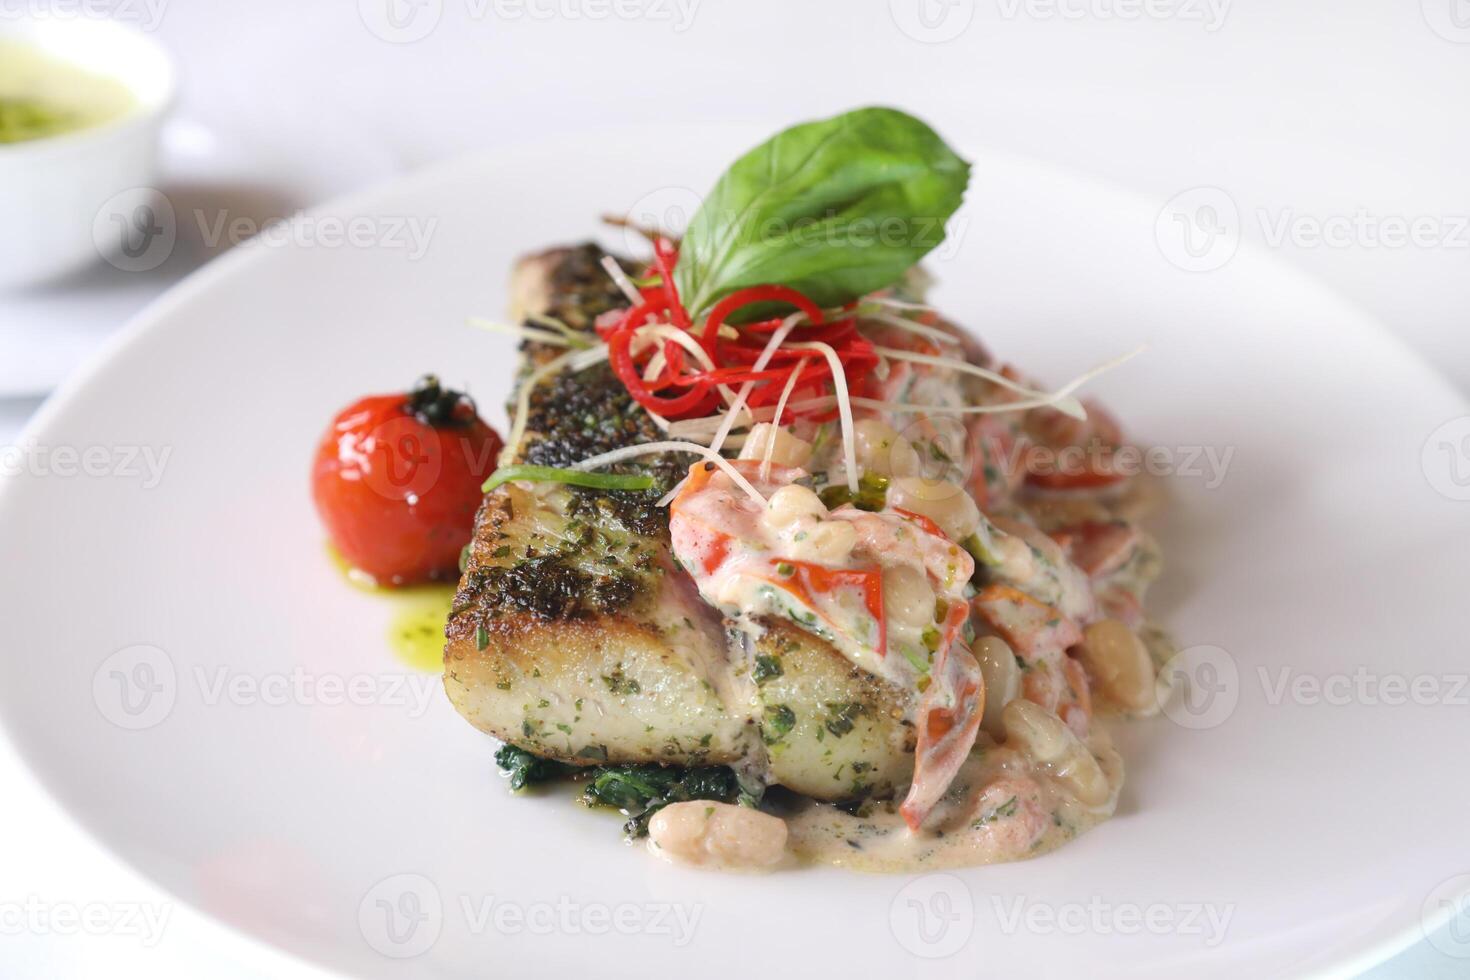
[0, 0, 1465, 975]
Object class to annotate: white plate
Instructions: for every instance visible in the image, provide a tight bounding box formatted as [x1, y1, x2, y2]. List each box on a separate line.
[1, 125, 1468, 980]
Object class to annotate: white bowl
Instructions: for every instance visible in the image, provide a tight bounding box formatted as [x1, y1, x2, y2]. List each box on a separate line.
[0, 18, 175, 291]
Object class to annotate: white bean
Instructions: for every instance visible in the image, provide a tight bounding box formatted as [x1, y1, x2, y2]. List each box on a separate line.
[853, 419, 920, 478]
[789, 520, 857, 565]
[973, 635, 1021, 737]
[882, 564, 936, 629]
[739, 423, 813, 469]
[888, 476, 981, 541]
[764, 485, 826, 529]
[1077, 619, 1157, 715]
[1002, 699, 1111, 808]
[647, 801, 788, 870]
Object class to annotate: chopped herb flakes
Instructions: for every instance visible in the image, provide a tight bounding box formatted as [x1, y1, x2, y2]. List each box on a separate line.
[824, 701, 866, 738]
[752, 655, 784, 684]
[762, 704, 796, 743]
[974, 795, 1020, 827]
[601, 666, 641, 696]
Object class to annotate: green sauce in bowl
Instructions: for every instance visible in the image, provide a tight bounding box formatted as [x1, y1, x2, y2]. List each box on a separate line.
[0, 39, 136, 145]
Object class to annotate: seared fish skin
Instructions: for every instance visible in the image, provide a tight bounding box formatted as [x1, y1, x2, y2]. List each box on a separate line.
[444, 244, 916, 800]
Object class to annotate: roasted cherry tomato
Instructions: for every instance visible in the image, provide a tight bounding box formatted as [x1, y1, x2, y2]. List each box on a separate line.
[312, 375, 502, 586]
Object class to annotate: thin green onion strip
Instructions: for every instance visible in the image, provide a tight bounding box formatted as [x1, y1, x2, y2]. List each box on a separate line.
[481, 465, 654, 494]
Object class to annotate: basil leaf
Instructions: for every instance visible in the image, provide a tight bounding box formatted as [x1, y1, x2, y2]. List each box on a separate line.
[674, 107, 970, 317]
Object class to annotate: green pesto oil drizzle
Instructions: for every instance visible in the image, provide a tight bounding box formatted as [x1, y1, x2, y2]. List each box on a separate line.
[325, 543, 456, 673]
[389, 590, 456, 673]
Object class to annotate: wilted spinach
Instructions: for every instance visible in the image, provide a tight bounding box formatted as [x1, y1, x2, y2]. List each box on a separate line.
[494, 744, 576, 791]
[494, 744, 761, 838]
[583, 764, 746, 837]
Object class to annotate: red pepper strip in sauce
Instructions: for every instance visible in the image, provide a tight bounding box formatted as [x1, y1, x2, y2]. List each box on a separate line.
[668, 462, 743, 576]
[893, 508, 947, 541]
[1022, 444, 1130, 491]
[699, 532, 735, 576]
[744, 559, 889, 659]
[1047, 520, 1141, 578]
[900, 602, 984, 830]
[1061, 656, 1093, 734]
[1099, 588, 1144, 630]
[972, 584, 1083, 663]
[788, 560, 887, 656]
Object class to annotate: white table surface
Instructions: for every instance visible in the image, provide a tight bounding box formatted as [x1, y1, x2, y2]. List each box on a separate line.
[1, 0, 1466, 976]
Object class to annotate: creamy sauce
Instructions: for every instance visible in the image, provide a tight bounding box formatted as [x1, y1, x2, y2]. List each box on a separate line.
[0, 41, 137, 144]
[671, 467, 973, 691]
[655, 314, 1163, 857]
[784, 728, 1124, 872]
